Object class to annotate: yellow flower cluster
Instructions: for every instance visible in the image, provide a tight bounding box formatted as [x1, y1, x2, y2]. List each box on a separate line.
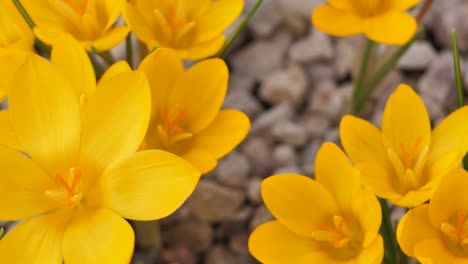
[0, 1, 249, 263]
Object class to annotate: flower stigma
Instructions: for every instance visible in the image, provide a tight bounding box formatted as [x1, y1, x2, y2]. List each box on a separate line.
[45, 167, 84, 208]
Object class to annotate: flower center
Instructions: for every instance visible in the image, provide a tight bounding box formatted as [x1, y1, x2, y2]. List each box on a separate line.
[354, 0, 388, 17]
[167, 3, 189, 32]
[45, 167, 84, 208]
[61, 0, 89, 16]
[441, 211, 468, 246]
[312, 215, 352, 248]
[387, 136, 429, 192]
[156, 106, 193, 149]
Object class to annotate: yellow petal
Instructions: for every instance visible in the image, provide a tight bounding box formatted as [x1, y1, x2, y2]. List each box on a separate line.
[63, 208, 134, 264]
[388, 0, 421, 11]
[351, 189, 382, 246]
[0, 48, 30, 102]
[397, 204, 439, 258]
[96, 0, 127, 30]
[0, 0, 34, 50]
[340, 115, 390, 166]
[89, 25, 130, 51]
[424, 151, 461, 185]
[427, 106, 468, 167]
[180, 148, 217, 174]
[261, 174, 338, 237]
[9, 54, 81, 173]
[391, 188, 432, 208]
[178, 35, 224, 60]
[181, 0, 211, 18]
[326, 0, 355, 10]
[86, 150, 200, 220]
[382, 84, 431, 160]
[187, 109, 250, 160]
[169, 58, 228, 133]
[194, 0, 244, 42]
[98, 61, 132, 85]
[0, 110, 23, 151]
[138, 48, 184, 123]
[413, 239, 456, 263]
[51, 35, 96, 99]
[80, 72, 150, 169]
[355, 235, 384, 264]
[0, 145, 59, 220]
[355, 163, 402, 200]
[248, 221, 318, 264]
[365, 12, 417, 45]
[312, 5, 365, 37]
[429, 168, 468, 228]
[123, 2, 159, 48]
[0, 209, 71, 263]
[315, 142, 361, 209]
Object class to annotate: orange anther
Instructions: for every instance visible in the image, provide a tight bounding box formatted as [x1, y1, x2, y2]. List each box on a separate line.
[399, 136, 423, 168]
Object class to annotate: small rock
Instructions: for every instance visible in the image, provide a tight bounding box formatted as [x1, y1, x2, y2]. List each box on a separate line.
[246, 0, 282, 37]
[324, 127, 340, 144]
[216, 206, 253, 237]
[229, 232, 250, 255]
[250, 205, 274, 231]
[308, 80, 344, 119]
[187, 180, 245, 223]
[335, 37, 361, 78]
[216, 151, 251, 188]
[431, 2, 468, 51]
[271, 121, 308, 146]
[251, 104, 295, 135]
[397, 41, 437, 71]
[205, 246, 252, 264]
[231, 31, 293, 79]
[160, 245, 197, 264]
[247, 177, 263, 204]
[224, 88, 263, 118]
[289, 30, 334, 63]
[301, 141, 321, 176]
[241, 137, 274, 178]
[272, 144, 298, 167]
[307, 63, 337, 82]
[273, 165, 303, 175]
[163, 220, 213, 253]
[228, 74, 256, 92]
[277, 0, 322, 19]
[260, 65, 308, 106]
[300, 115, 331, 139]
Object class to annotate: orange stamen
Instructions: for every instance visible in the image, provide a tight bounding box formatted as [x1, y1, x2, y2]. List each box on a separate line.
[457, 211, 466, 236]
[167, 3, 189, 31]
[160, 109, 188, 135]
[399, 137, 423, 167]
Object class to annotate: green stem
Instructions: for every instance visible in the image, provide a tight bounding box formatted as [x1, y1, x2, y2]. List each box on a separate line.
[351, 39, 374, 114]
[380, 199, 407, 264]
[90, 45, 115, 65]
[0, 227, 4, 240]
[12, 0, 35, 28]
[215, 0, 263, 58]
[354, 29, 424, 114]
[451, 29, 468, 169]
[126, 33, 134, 69]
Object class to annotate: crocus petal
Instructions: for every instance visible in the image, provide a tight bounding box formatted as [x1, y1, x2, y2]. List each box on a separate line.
[381, 84, 431, 159]
[340, 115, 390, 167]
[388, 0, 421, 11]
[9, 54, 81, 173]
[312, 5, 365, 36]
[397, 204, 440, 258]
[248, 221, 318, 264]
[429, 168, 468, 228]
[98, 61, 132, 85]
[195, 0, 244, 42]
[169, 58, 228, 133]
[96, 0, 127, 30]
[89, 25, 130, 51]
[355, 163, 402, 200]
[0, 146, 59, 220]
[180, 35, 225, 61]
[351, 189, 382, 246]
[0, 209, 71, 263]
[261, 174, 339, 237]
[182, 0, 211, 18]
[180, 148, 217, 174]
[326, 0, 355, 10]
[365, 12, 417, 45]
[138, 48, 184, 122]
[80, 72, 150, 170]
[0, 48, 30, 102]
[51, 35, 96, 99]
[187, 109, 250, 160]
[413, 239, 456, 263]
[0, 110, 23, 151]
[424, 151, 461, 185]
[427, 106, 468, 167]
[63, 208, 134, 264]
[123, 2, 155, 47]
[315, 142, 361, 209]
[86, 150, 200, 221]
[391, 189, 432, 208]
[355, 235, 384, 264]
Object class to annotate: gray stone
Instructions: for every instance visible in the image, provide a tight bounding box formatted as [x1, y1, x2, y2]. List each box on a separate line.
[228, 74, 256, 92]
[271, 121, 308, 146]
[224, 88, 263, 118]
[205, 246, 252, 264]
[277, 0, 322, 19]
[216, 206, 253, 237]
[163, 220, 214, 253]
[247, 177, 263, 204]
[308, 80, 344, 119]
[246, 0, 282, 37]
[260, 65, 308, 106]
[301, 141, 321, 176]
[160, 245, 197, 264]
[231, 31, 293, 79]
[241, 137, 274, 178]
[431, 2, 468, 51]
[398, 41, 437, 71]
[216, 151, 251, 188]
[273, 165, 303, 175]
[251, 104, 295, 135]
[187, 180, 245, 223]
[250, 205, 274, 231]
[289, 30, 334, 63]
[272, 144, 298, 167]
[229, 232, 250, 255]
[335, 37, 361, 78]
[300, 115, 331, 139]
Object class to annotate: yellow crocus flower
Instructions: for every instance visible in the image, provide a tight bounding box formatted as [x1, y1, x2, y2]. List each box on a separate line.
[0, 53, 200, 263]
[398, 168, 468, 263]
[20, 0, 129, 51]
[123, 0, 244, 60]
[249, 142, 383, 264]
[312, 0, 420, 45]
[135, 48, 250, 173]
[340, 84, 468, 207]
